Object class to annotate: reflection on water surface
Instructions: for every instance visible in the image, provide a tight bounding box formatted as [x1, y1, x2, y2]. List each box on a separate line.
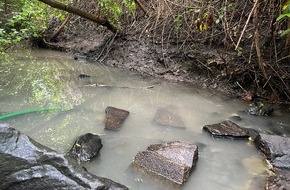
[1, 49, 289, 190]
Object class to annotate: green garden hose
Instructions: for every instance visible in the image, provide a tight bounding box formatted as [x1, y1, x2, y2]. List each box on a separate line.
[0, 107, 63, 120]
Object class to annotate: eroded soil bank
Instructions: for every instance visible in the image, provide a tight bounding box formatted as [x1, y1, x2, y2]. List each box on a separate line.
[42, 28, 246, 101]
[40, 0, 290, 109]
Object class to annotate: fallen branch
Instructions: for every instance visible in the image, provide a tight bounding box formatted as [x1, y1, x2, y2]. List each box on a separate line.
[235, 0, 258, 50]
[253, 0, 267, 78]
[236, 81, 247, 93]
[84, 83, 155, 90]
[49, 13, 71, 41]
[134, 0, 149, 17]
[38, 0, 118, 33]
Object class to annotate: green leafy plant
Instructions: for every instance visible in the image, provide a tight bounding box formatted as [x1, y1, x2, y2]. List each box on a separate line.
[98, 0, 136, 25]
[0, 0, 66, 52]
[277, 0, 290, 36]
[123, 0, 136, 14]
[173, 14, 183, 32]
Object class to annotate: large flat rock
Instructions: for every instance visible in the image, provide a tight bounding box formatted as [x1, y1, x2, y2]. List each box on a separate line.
[203, 120, 250, 139]
[133, 141, 198, 185]
[254, 133, 290, 168]
[105, 106, 129, 130]
[0, 123, 128, 190]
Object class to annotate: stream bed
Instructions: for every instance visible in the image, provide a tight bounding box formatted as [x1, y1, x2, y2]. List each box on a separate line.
[1, 49, 290, 190]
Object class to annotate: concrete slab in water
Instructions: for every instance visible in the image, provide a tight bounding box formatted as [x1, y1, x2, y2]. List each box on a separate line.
[133, 141, 198, 185]
[203, 120, 249, 139]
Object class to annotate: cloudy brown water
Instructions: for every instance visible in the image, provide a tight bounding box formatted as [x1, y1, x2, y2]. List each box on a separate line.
[1, 49, 289, 189]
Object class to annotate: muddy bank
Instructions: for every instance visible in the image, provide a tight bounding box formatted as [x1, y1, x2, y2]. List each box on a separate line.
[88, 35, 240, 95]
[40, 0, 290, 108]
[43, 31, 241, 100]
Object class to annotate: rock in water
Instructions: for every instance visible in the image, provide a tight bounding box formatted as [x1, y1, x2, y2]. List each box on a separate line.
[133, 141, 198, 185]
[203, 120, 250, 139]
[105, 106, 130, 130]
[266, 170, 290, 190]
[153, 107, 185, 128]
[0, 123, 128, 190]
[244, 103, 274, 116]
[254, 133, 290, 168]
[69, 133, 103, 162]
[79, 74, 91, 78]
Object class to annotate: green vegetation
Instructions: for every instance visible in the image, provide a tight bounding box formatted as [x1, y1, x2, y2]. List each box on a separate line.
[0, 0, 137, 52]
[0, 0, 66, 52]
[277, 0, 290, 36]
[99, 0, 136, 25]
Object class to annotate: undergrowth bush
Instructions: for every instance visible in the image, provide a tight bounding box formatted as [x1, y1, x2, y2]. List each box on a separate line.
[0, 0, 66, 52]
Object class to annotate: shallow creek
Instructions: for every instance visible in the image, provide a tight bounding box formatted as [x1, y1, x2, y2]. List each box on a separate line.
[1, 49, 290, 190]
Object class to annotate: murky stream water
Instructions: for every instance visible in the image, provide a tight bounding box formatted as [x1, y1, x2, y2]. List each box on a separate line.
[1, 49, 290, 190]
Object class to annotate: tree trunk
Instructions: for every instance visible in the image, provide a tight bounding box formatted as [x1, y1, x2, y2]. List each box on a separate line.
[37, 0, 118, 33]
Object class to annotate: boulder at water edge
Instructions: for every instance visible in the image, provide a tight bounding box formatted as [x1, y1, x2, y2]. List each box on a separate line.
[254, 133, 290, 168]
[105, 106, 130, 130]
[266, 169, 290, 190]
[133, 141, 198, 185]
[0, 123, 128, 190]
[153, 107, 185, 128]
[203, 120, 250, 139]
[68, 133, 103, 162]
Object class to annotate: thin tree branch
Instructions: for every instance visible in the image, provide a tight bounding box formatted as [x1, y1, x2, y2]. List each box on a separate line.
[38, 0, 118, 33]
[49, 13, 71, 41]
[134, 0, 149, 17]
[235, 0, 258, 50]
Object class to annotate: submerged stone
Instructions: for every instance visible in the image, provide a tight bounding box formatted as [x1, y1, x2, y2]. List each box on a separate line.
[203, 120, 249, 139]
[79, 74, 91, 78]
[0, 123, 128, 190]
[105, 106, 129, 130]
[229, 115, 242, 121]
[244, 103, 274, 116]
[153, 107, 185, 128]
[133, 141, 198, 185]
[254, 133, 290, 168]
[68, 133, 103, 162]
[265, 174, 290, 190]
[74, 54, 87, 61]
